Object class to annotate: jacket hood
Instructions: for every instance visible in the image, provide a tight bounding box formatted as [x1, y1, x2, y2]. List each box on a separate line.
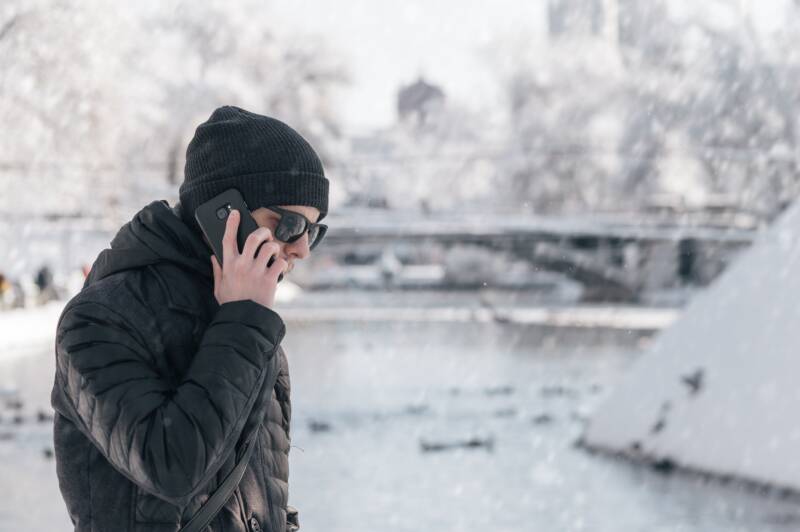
[85, 200, 213, 287]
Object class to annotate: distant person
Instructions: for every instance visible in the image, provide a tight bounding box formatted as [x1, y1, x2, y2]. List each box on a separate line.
[35, 264, 53, 291]
[34, 264, 57, 304]
[51, 106, 329, 531]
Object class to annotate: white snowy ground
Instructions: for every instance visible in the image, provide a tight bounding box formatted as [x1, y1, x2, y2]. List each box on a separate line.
[4, 290, 800, 531]
[0, 301, 65, 365]
[0, 293, 677, 366]
[584, 200, 800, 493]
[0, 292, 672, 530]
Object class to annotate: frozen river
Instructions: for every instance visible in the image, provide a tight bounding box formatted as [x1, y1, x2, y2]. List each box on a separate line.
[1, 291, 800, 531]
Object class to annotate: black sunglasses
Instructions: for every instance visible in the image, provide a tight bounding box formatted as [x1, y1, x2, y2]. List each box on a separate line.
[264, 206, 327, 250]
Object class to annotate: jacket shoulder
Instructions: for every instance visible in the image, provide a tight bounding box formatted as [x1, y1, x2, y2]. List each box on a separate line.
[140, 262, 212, 313]
[63, 268, 147, 310]
[57, 269, 160, 347]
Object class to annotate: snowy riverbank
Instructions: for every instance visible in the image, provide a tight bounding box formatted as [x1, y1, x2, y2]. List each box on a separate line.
[0, 293, 678, 365]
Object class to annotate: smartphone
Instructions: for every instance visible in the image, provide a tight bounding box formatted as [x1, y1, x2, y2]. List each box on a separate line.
[194, 187, 281, 280]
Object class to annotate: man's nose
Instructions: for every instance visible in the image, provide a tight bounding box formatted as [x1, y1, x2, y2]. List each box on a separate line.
[285, 232, 311, 259]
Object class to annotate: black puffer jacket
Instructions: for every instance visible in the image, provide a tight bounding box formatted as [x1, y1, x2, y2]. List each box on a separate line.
[50, 200, 297, 532]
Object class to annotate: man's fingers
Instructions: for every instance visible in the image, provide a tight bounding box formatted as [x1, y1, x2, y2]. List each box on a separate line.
[266, 256, 288, 279]
[222, 210, 240, 263]
[242, 227, 272, 260]
[254, 241, 280, 271]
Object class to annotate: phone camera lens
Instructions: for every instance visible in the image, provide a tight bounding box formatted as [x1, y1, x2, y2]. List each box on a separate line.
[216, 207, 228, 220]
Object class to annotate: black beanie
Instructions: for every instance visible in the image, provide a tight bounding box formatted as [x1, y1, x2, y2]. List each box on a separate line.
[178, 105, 329, 235]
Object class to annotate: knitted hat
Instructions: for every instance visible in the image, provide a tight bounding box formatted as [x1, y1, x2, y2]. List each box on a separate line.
[178, 106, 329, 235]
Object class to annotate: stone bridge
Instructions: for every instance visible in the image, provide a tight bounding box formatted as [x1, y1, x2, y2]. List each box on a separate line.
[319, 211, 756, 302]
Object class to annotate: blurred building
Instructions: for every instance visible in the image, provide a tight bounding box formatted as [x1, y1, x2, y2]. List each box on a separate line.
[396, 77, 445, 126]
[547, 0, 668, 50]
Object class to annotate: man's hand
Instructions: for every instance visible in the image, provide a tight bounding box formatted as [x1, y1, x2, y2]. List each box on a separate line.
[210, 209, 287, 309]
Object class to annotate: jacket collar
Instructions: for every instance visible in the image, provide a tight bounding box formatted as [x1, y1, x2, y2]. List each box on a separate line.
[84, 200, 213, 288]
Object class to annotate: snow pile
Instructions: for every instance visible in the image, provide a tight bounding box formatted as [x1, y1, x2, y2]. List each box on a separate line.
[0, 300, 65, 364]
[583, 200, 800, 490]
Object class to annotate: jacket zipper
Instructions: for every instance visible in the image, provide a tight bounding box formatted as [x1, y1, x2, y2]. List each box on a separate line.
[234, 487, 247, 526]
[261, 424, 274, 527]
[236, 429, 261, 529]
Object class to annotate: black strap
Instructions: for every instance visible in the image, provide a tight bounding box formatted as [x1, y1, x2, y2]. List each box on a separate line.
[178, 434, 257, 532]
[177, 340, 282, 531]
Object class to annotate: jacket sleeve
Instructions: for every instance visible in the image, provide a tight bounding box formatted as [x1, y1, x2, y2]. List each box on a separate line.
[53, 284, 285, 508]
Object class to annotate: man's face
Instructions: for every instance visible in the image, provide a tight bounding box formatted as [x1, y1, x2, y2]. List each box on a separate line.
[250, 204, 321, 275]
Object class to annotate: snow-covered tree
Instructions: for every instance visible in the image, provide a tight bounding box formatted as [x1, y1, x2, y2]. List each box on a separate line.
[0, 0, 349, 218]
[494, 35, 628, 214]
[492, 0, 800, 219]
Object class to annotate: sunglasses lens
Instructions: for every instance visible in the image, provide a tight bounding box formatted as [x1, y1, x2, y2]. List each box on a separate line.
[283, 213, 305, 235]
[275, 215, 302, 241]
[308, 225, 319, 246]
[273, 210, 325, 249]
[310, 225, 327, 249]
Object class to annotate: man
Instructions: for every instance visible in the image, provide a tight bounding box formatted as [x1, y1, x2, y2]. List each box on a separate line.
[50, 106, 329, 531]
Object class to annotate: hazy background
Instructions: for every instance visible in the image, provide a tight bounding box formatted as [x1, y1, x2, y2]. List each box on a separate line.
[4, 1, 800, 531]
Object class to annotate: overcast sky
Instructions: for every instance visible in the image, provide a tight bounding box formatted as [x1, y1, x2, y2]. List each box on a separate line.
[269, 0, 547, 132]
[269, 0, 788, 133]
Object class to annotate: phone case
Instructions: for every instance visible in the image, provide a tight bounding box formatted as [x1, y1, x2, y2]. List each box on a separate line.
[194, 188, 275, 269]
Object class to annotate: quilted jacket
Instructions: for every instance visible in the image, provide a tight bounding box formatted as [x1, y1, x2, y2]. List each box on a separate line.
[50, 199, 298, 532]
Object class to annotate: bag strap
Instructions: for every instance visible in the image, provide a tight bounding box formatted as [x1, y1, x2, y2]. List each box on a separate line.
[178, 340, 281, 532]
[178, 434, 258, 532]
[178, 344, 283, 531]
